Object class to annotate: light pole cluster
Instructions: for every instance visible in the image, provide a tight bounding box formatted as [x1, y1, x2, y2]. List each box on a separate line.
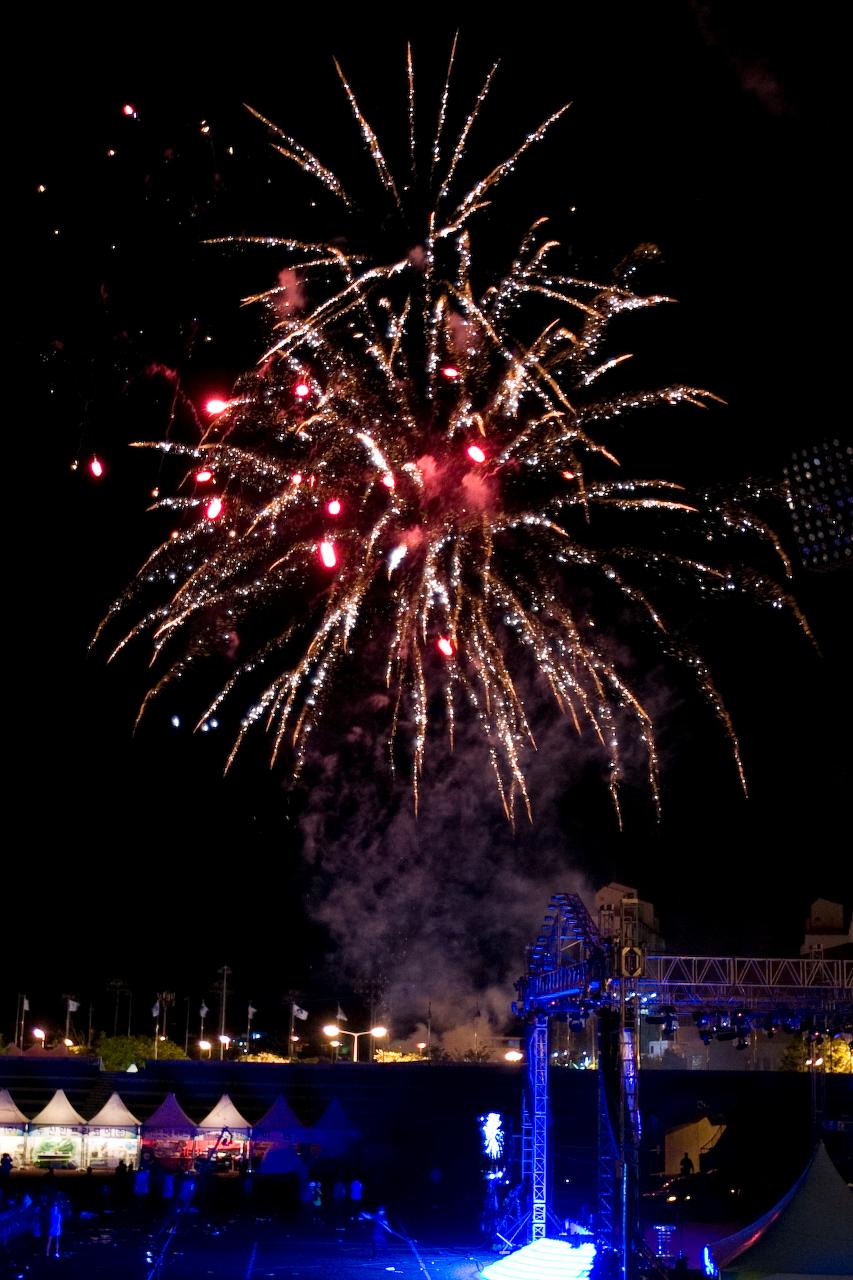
[323, 1024, 387, 1062]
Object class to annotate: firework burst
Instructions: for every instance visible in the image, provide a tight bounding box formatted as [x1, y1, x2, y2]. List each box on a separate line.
[97, 49, 809, 822]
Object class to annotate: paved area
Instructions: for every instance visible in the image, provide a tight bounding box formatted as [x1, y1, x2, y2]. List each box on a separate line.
[2, 1209, 494, 1279]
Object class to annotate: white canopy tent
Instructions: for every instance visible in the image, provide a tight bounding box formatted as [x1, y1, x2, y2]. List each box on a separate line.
[86, 1092, 141, 1170]
[195, 1094, 251, 1166]
[0, 1088, 28, 1169]
[28, 1089, 86, 1168]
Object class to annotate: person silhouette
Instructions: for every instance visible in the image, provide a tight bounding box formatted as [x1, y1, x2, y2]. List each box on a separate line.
[679, 1152, 694, 1178]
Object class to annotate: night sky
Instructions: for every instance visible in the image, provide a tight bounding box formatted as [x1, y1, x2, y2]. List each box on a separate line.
[18, 6, 850, 1045]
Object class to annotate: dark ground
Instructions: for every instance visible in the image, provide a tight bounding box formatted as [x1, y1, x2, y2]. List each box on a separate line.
[2, 1177, 493, 1280]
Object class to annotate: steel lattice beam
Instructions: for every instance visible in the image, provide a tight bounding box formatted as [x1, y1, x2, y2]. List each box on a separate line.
[527, 1015, 549, 1241]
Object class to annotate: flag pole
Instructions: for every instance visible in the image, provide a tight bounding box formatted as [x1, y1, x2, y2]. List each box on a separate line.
[289, 1000, 296, 1062]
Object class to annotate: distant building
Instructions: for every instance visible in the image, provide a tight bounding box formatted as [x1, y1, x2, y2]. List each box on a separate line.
[800, 898, 853, 957]
[594, 882, 666, 953]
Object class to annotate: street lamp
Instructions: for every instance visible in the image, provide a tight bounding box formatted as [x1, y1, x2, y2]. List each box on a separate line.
[32, 1028, 46, 1043]
[198, 1040, 212, 1059]
[323, 1024, 387, 1063]
[505, 1050, 524, 1063]
[219, 1034, 231, 1061]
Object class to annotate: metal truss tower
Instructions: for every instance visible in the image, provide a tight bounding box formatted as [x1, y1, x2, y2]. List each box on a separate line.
[514, 892, 853, 1276]
[528, 1014, 549, 1240]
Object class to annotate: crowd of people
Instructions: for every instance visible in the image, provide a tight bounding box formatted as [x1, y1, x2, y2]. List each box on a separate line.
[0, 1160, 69, 1259]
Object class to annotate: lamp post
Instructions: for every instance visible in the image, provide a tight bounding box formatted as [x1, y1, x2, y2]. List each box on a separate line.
[32, 1028, 46, 1045]
[323, 1024, 387, 1063]
[219, 1034, 231, 1061]
[199, 1040, 212, 1060]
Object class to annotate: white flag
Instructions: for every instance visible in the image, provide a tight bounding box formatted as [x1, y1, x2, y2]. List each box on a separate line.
[67, 998, 80, 1012]
[22, 996, 30, 1012]
[200, 1002, 209, 1019]
[151, 1000, 160, 1018]
[293, 1004, 308, 1021]
[336, 1005, 348, 1022]
[248, 1004, 257, 1019]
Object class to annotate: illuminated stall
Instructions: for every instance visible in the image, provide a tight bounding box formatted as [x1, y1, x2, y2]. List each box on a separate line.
[251, 1095, 306, 1173]
[28, 1090, 86, 1169]
[140, 1093, 196, 1171]
[0, 1088, 28, 1169]
[85, 1093, 140, 1170]
[195, 1094, 251, 1169]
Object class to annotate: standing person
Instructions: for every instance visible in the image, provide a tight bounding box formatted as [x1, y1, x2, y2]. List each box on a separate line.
[368, 1205, 391, 1259]
[45, 1194, 63, 1258]
[348, 1176, 363, 1221]
[679, 1152, 694, 1178]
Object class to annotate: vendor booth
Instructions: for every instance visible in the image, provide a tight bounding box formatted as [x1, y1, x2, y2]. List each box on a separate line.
[251, 1094, 306, 1172]
[195, 1094, 251, 1169]
[141, 1093, 196, 1171]
[28, 1089, 86, 1168]
[0, 1088, 28, 1169]
[306, 1097, 358, 1159]
[86, 1092, 141, 1170]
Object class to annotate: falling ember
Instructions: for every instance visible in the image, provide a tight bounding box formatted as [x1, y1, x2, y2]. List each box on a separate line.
[195, 468, 214, 483]
[89, 456, 104, 478]
[99, 55, 808, 823]
[121, 103, 136, 117]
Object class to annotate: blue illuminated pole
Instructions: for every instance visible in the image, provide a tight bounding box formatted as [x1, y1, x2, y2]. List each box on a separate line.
[528, 1014, 549, 1241]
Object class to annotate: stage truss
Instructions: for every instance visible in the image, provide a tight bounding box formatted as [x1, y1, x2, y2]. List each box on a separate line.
[512, 892, 853, 1275]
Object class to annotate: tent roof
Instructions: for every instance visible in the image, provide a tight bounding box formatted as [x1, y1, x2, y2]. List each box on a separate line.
[142, 1092, 195, 1132]
[87, 1092, 140, 1127]
[710, 1144, 853, 1277]
[0, 1088, 29, 1126]
[197, 1094, 250, 1131]
[311, 1097, 355, 1134]
[30, 1088, 86, 1126]
[253, 1094, 304, 1134]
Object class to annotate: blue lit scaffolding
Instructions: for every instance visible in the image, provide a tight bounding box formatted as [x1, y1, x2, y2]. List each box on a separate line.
[513, 892, 853, 1277]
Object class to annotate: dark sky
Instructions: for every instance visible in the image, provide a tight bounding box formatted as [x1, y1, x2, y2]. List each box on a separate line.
[17, 6, 850, 1042]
